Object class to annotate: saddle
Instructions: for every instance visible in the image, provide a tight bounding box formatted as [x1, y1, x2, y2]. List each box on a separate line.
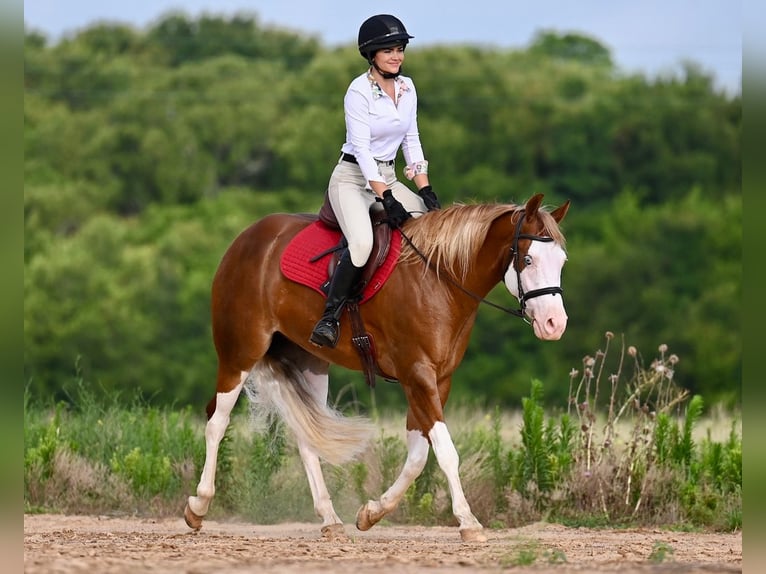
[317, 192, 393, 288]
[316, 192, 397, 388]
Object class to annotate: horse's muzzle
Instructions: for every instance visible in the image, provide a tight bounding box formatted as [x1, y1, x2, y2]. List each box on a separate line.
[530, 305, 568, 340]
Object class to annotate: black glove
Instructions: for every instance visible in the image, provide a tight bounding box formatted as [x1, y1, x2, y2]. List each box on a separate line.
[418, 185, 441, 211]
[380, 189, 412, 229]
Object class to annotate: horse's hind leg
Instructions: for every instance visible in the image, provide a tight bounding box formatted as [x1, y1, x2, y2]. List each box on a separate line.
[296, 370, 347, 540]
[356, 422, 430, 531]
[279, 343, 347, 539]
[184, 367, 245, 530]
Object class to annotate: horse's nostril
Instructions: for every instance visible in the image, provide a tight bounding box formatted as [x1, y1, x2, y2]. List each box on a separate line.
[546, 315, 566, 335]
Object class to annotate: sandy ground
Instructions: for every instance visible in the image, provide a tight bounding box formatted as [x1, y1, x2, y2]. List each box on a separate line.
[24, 514, 741, 574]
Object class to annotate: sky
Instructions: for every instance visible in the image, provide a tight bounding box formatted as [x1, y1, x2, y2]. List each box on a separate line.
[24, 0, 742, 94]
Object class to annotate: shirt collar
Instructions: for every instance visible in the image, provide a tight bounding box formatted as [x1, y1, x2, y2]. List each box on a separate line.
[367, 69, 410, 101]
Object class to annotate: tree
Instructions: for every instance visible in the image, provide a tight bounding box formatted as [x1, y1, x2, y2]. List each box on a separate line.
[23, 16, 741, 407]
[528, 30, 614, 68]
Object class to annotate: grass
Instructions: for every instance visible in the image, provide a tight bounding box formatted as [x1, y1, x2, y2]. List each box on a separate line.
[24, 335, 741, 532]
[498, 540, 567, 567]
[648, 541, 676, 564]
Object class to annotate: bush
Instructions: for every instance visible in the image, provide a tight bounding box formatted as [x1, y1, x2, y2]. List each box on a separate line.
[24, 336, 741, 531]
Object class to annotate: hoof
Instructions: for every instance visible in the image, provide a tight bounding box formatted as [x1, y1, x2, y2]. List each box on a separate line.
[321, 523, 349, 541]
[355, 501, 383, 531]
[184, 503, 203, 530]
[460, 527, 488, 543]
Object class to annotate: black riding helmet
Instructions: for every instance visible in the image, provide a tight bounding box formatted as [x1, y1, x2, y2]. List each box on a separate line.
[358, 14, 414, 63]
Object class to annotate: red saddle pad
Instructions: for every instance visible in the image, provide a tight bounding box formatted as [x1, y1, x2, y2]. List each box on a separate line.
[280, 221, 401, 304]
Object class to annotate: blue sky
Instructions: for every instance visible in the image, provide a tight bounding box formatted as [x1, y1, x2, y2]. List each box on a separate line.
[24, 0, 742, 94]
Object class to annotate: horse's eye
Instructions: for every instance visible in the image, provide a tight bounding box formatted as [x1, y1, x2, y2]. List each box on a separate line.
[524, 255, 533, 266]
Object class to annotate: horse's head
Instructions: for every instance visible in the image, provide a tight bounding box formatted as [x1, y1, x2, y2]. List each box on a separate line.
[504, 194, 570, 341]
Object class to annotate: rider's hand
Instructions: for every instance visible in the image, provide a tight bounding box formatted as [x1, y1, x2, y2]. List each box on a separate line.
[418, 185, 441, 211]
[380, 189, 412, 229]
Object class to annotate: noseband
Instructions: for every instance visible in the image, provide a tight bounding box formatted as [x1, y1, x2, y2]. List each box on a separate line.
[508, 212, 564, 324]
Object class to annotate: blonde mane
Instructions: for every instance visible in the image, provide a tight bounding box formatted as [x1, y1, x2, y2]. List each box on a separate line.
[399, 202, 566, 281]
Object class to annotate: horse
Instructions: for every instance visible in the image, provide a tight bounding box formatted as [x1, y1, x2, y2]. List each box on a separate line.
[184, 192, 570, 543]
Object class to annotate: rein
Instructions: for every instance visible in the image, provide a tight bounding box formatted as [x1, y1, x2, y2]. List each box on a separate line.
[398, 211, 563, 324]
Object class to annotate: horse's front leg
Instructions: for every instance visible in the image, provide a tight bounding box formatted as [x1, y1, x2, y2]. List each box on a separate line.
[376, 371, 486, 543]
[428, 420, 486, 542]
[355, 426, 430, 531]
[185, 370, 245, 529]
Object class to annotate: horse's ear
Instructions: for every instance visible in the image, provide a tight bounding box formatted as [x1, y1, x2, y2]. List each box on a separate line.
[525, 193, 545, 219]
[551, 200, 571, 223]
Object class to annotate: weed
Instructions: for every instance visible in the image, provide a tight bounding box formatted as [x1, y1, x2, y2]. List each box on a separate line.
[499, 540, 540, 567]
[648, 541, 675, 563]
[543, 548, 568, 563]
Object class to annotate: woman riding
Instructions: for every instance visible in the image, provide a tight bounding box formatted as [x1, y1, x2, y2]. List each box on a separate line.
[310, 13, 441, 348]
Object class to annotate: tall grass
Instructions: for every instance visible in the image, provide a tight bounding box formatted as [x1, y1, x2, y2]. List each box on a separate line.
[24, 383, 204, 516]
[24, 336, 741, 531]
[554, 335, 742, 530]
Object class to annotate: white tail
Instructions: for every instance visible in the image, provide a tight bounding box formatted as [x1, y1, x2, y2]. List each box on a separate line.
[243, 356, 374, 465]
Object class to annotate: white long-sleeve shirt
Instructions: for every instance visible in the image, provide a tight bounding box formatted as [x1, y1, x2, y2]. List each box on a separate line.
[340, 70, 427, 185]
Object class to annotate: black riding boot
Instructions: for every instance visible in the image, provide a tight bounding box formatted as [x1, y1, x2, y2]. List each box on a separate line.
[309, 249, 363, 348]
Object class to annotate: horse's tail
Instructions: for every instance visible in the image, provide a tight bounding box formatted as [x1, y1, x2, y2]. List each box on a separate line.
[243, 355, 374, 465]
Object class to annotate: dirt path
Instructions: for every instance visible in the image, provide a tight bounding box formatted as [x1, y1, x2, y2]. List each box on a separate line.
[24, 514, 741, 573]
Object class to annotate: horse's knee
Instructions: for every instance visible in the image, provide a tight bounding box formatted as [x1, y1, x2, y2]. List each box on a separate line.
[406, 429, 431, 471]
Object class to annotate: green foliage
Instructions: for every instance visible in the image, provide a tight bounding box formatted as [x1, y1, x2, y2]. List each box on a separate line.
[510, 380, 577, 506]
[403, 487, 436, 525]
[528, 31, 614, 68]
[556, 336, 741, 530]
[375, 431, 408, 489]
[214, 416, 293, 521]
[677, 395, 704, 468]
[499, 539, 568, 567]
[648, 541, 675, 564]
[145, 13, 321, 69]
[24, 343, 740, 530]
[24, 14, 740, 409]
[350, 461, 368, 505]
[516, 380, 554, 495]
[505, 540, 540, 566]
[24, 382, 204, 513]
[24, 399, 63, 481]
[561, 190, 741, 404]
[378, 429, 449, 525]
[488, 407, 509, 510]
[110, 446, 173, 496]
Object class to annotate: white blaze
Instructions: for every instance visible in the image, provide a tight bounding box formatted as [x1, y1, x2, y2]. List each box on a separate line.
[504, 240, 568, 340]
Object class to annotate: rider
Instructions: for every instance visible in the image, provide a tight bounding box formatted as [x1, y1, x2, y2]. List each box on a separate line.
[309, 14, 442, 348]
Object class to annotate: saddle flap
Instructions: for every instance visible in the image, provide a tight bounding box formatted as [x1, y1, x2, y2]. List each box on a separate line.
[322, 198, 393, 289]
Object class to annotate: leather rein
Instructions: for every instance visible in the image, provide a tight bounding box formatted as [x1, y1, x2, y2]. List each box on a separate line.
[398, 211, 563, 324]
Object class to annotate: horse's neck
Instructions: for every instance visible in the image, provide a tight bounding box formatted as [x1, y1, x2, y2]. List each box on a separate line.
[467, 212, 516, 295]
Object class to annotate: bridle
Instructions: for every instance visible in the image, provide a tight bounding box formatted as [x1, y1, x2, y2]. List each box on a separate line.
[399, 210, 564, 324]
[507, 211, 564, 323]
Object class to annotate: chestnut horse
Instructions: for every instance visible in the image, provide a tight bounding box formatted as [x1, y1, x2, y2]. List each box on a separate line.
[184, 193, 569, 542]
